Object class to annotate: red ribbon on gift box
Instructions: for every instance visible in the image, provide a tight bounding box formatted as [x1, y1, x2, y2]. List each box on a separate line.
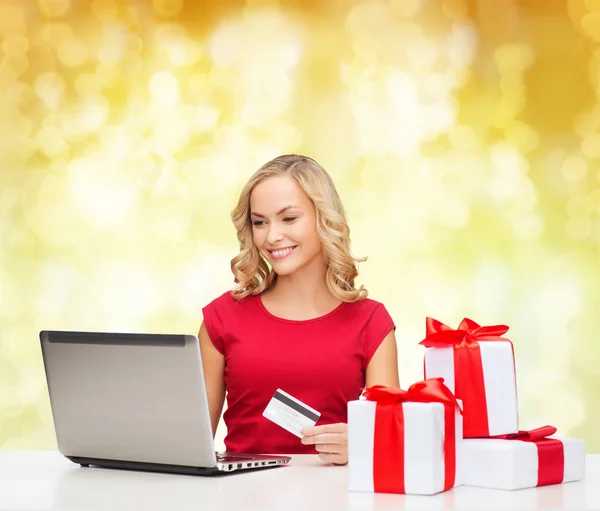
[419, 317, 513, 437]
[495, 426, 565, 486]
[363, 378, 462, 494]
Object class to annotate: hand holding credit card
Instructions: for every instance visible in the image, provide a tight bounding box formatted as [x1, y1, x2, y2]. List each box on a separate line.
[263, 389, 321, 438]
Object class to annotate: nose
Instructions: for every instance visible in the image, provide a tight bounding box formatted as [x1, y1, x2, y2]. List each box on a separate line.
[266, 224, 284, 245]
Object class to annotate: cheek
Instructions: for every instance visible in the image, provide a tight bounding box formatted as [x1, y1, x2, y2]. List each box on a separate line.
[252, 228, 265, 247]
[293, 222, 320, 248]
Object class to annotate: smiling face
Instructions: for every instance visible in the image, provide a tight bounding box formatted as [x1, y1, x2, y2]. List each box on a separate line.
[249, 174, 323, 277]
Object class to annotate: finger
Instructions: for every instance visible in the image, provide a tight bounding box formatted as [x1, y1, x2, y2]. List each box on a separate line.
[301, 433, 346, 446]
[318, 452, 347, 465]
[302, 423, 347, 437]
[302, 433, 338, 445]
[314, 443, 343, 454]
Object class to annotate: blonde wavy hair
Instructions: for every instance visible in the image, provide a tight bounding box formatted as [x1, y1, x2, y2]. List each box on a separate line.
[230, 154, 368, 302]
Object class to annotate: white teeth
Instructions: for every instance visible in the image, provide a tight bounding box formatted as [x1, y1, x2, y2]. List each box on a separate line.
[272, 247, 294, 257]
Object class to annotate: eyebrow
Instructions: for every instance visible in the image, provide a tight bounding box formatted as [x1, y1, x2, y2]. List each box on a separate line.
[251, 205, 299, 218]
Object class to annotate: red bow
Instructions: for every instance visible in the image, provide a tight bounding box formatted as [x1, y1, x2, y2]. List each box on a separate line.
[494, 426, 564, 487]
[363, 378, 461, 494]
[500, 425, 557, 442]
[419, 317, 513, 437]
[363, 378, 462, 409]
[419, 317, 509, 347]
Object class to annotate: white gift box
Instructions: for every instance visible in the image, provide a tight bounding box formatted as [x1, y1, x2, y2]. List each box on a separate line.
[424, 341, 518, 437]
[348, 399, 462, 495]
[462, 436, 585, 490]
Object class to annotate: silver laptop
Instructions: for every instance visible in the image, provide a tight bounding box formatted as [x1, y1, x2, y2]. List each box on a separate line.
[40, 330, 290, 475]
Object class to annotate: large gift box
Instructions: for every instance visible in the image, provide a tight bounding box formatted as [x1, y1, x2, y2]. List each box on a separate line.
[420, 317, 519, 437]
[348, 378, 463, 495]
[462, 426, 586, 490]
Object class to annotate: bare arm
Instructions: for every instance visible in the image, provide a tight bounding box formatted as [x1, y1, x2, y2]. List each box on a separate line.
[198, 321, 226, 436]
[365, 330, 400, 388]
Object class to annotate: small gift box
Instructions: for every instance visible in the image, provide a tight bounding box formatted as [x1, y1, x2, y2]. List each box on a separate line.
[348, 378, 462, 496]
[462, 426, 586, 490]
[420, 317, 519, 437]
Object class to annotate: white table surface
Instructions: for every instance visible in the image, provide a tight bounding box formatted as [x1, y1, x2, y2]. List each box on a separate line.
[0, 452, 598, 510]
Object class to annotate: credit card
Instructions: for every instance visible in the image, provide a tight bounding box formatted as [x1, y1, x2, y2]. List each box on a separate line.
[262, 388, 321, 438]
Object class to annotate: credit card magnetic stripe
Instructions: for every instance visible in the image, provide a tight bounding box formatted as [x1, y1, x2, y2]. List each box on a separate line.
[273, 390, 320, 422]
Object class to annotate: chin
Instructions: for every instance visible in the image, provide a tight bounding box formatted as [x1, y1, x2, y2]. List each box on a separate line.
[270, 262, 298, 276]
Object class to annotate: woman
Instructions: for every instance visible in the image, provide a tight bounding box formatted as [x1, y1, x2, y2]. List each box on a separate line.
[200, 154, 399, 465]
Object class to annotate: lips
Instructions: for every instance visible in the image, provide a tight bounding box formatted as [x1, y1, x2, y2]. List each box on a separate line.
[268, 246, 298, 260]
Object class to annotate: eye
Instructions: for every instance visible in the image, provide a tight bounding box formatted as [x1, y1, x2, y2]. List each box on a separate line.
[283, 217, 297, 222]
[252, 220, 265, 226]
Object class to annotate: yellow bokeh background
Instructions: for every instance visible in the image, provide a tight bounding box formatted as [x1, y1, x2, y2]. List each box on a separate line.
[1, 0, 599, 453]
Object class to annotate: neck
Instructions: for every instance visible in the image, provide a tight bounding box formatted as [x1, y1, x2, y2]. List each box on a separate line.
[269, 253, 332, 304]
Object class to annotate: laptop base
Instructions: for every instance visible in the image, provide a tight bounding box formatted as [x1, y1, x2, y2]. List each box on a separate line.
[66, 455, 287, 477]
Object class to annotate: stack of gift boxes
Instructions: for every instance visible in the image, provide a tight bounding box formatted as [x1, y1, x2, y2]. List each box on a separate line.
[348, 317, 586, 495]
